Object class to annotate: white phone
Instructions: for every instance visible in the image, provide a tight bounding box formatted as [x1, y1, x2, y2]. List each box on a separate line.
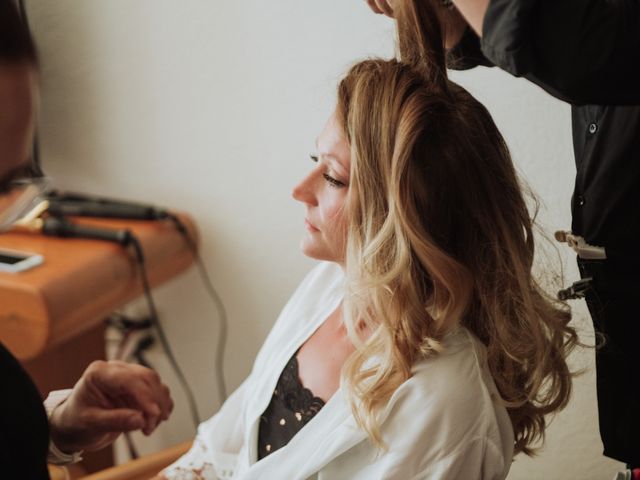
[0, 248, 44, 273]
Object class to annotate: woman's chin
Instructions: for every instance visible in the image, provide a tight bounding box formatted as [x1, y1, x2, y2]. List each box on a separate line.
[300, 244, 322, 261]
[300, 240, 329, 262]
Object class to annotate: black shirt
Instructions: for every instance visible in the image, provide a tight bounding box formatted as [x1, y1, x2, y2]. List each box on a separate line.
[449, 0, 640, 264]
[257, 353, 325, 460]
[571, 105, 640, 260]
[446, 0, 640, 465]
[0, 341, 50, 479]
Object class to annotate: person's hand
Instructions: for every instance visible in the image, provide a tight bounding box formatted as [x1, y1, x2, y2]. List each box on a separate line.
[49, 360, 174, 453]
[366, 0, 468, 50]
[366, 0, 395, 17]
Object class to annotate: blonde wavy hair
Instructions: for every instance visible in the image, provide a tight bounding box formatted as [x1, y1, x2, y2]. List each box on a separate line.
[337, 0, 578, 456]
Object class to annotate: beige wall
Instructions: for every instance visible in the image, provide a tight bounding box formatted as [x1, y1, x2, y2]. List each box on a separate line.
[27, 1, 623, 478]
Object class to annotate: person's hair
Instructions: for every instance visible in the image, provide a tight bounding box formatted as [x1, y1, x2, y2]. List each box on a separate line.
[0, 0, 38, 64]
[337, 0, 577, 456]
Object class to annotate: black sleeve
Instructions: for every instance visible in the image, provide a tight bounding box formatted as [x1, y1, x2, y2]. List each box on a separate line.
[446, 26, 495, 71]
[479, 0, 640, 105]
[0, 342, 51, 479]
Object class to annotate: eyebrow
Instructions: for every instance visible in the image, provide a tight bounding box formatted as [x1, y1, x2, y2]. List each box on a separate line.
[314, 140, 348, 173]
[323, 154, 349, 178]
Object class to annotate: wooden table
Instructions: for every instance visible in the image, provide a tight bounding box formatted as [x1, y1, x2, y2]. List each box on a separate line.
[0, 212, 198, 474]
[0, 213, 198, 360]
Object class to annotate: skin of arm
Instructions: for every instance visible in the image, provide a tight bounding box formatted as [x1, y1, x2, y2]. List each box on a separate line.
[450, 0, 488, 36]
[49, 360, 173, 453]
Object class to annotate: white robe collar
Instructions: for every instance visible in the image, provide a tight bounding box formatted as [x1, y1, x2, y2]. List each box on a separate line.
[238, 264, 368, 479]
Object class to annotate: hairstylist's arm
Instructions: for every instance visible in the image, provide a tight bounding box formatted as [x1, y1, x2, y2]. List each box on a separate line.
[367, 0, 640, 104]
[450, 0, 488, 35]
[467, 0, 640, 104]
[49, 360, 173, 453]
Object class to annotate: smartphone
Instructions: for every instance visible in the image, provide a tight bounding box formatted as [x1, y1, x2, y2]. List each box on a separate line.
[0, 248, 44, 273]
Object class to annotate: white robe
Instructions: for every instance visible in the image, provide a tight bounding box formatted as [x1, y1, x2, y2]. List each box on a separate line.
[163, 262, 514, 479]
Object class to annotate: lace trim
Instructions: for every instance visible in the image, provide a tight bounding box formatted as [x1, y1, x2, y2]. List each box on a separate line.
[274, 354, 325, 422]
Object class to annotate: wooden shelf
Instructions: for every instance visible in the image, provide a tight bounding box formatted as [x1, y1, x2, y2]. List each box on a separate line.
[0, 213, 198, 360]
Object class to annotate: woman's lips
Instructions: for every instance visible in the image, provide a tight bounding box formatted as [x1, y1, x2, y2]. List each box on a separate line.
[305, 219, 319, 232]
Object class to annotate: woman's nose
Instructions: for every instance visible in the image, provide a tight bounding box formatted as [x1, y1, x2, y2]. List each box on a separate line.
[292, 171, 318, 206]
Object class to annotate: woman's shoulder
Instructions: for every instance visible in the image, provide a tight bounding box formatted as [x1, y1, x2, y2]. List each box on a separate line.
[385, 327, 511, 440]
[346, 328, 513, 480]
[404, 329, 495, 401]
[373, 327, 514, 473]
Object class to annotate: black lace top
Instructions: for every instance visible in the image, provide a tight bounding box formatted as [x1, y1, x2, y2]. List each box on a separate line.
[257, 353, 326, 460]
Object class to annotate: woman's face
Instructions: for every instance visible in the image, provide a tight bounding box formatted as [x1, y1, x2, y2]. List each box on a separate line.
[292, 113, 350, 265]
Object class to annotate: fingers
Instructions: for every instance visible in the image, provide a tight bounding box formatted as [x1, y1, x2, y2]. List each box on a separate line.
[88, 408, 146, 434]
[366, 0, 394, 17]
[366, 0, 384, 14]
[85, 360, 174, 435]
[376, 0, 395, 17]
[135, 368, 173, 433]
[49, 360, 174, 452]
[77, 408, 145, 451]
[142, 369, 173, 421]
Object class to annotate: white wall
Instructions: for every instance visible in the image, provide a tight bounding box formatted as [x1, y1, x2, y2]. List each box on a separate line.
[26, 1, 624, 478]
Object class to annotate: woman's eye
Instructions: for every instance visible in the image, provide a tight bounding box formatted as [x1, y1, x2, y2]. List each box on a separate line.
[310, 154, 346, 188]
[323, 173, 345, 188]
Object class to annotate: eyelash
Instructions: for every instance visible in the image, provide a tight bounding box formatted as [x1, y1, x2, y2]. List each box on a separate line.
[323, 173, 345, 188]
[310, 154, 346, 188]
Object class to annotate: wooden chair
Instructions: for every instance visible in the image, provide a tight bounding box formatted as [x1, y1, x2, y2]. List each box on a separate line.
[48, 442, 191, 480]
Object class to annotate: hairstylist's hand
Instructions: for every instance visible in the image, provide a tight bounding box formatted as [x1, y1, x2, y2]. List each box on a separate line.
[365, 0, 468, 50]
[366, 0, 395, 17]
[49, 360, 173, 453]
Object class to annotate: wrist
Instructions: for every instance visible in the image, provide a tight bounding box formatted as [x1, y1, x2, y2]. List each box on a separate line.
[45, 389, 84, 463]
[49, 401, 76, 453]
[48, 438, 83, 466]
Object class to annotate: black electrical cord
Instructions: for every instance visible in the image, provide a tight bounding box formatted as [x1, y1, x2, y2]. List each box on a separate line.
[123, 432, 140, 461]
[39, 205, 228, 415]
[56, 206, 229, 457]
[108, 314, 155, 461]
[128, 235, 202, 429]
[168, 214, 228, 403]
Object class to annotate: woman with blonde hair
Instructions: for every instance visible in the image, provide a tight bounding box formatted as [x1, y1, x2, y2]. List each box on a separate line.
[161, 0, 577, 478]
